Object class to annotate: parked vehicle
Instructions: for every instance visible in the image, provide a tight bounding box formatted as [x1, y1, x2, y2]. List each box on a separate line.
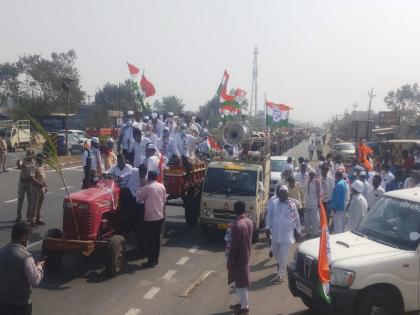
[58, 129, 91, 144]
[331, 142, 356, 164]
[288, 187, 420, 315]
[0, 120, 31, 151]
[56, 133, 84, 155]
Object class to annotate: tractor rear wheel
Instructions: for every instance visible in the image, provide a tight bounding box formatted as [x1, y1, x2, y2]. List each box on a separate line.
[105, 235, 126, 277]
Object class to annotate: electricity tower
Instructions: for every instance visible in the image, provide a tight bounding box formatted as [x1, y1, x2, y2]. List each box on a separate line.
[250, 46, 259, 117]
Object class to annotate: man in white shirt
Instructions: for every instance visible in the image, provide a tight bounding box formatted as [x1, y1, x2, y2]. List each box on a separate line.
[320, 163, 334, 221]
[131, 128, 144, 168]
[367, 175, 385, 209]
[403, 169, 420, 189]
[106, 154, 133, 181]
[266, 185, 300, 282]
[283, 157, 294, 176]
[151, 112, 164, 137]
[347, 180, 368, 230]
[157, 128, 176, 159]
[380, 165, 395, 191]
[144, 124, 158, 145]
[294, 163, 309, 188]
[118, 111, 135, 157]
[145, 143, 167, 174]
[359, 171, 373, 200]
[308, 141, 315, 161]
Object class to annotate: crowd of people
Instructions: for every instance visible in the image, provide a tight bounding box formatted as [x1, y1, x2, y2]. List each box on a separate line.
[263, 138, 420, 291]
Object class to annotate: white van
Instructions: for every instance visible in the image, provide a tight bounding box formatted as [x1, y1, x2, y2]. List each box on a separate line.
[288, 187, 420, 315]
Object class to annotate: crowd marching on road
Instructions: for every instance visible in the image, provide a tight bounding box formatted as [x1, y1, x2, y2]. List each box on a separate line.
[1, 110, 420, 315]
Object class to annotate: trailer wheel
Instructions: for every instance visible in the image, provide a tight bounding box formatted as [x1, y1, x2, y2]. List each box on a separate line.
[42, 228, 64, 271]
[105, 235, 126, 277]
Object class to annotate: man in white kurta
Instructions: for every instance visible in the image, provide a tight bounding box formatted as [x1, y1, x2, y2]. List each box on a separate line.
[266, 185, 300, 282]
[347, 180, 368, 231]
[304, 171, 321, 237]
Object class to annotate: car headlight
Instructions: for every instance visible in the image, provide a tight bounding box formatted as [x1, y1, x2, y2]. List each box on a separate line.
[331, 268, 355, 288]
[203, 208, 213, 218]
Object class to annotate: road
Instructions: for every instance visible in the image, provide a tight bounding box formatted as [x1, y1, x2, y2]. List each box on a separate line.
[0, 137, 321, 315]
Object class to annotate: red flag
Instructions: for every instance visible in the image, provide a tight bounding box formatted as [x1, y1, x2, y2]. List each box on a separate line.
[219, 70, 235, 102]
[127, 63, 140, 76]
[140, 74, 156, 98]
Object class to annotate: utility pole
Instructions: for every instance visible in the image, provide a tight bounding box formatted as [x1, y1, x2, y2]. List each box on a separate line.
[367, 88, 376, 140]
[62, 79, 72, 155]
[250, 46, 259, 117]
[352, 101, 358, 119]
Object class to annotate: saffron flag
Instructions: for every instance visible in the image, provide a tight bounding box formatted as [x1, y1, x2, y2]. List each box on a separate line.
[318, 201, 331, 304]
[157, 153, 164, 184]
[266, 101, 291, 128]
[140, 74, 156, 97]
[217, 70, 241, 120]
[127, 62, 146, 111]
[358, 140, 373, 171]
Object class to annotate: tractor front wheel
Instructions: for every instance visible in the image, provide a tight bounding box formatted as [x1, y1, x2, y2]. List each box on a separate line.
[42, 228, 64, 271]
[105, 235, 126, 277]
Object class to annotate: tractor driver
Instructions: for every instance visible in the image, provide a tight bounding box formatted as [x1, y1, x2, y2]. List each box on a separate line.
[106, 154, 133, 182]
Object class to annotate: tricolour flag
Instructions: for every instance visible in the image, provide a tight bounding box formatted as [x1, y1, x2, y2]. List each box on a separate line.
[127, 62, 146, 111]
[217, 70, 241, 120]
[318, 201, 331, 304]
[140, 74, 156, 97]
[265, 101, 291, 128]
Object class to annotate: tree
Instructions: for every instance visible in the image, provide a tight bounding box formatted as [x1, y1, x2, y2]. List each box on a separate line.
[384, 83, 420, 124]
[0, 62, 20, 108]
[87, 80, 138, 128]
[153, 96, 185, 114]
[0, 50, 85, 119]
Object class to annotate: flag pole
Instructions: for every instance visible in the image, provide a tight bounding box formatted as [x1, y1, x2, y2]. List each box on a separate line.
[264, 93, 268, 135]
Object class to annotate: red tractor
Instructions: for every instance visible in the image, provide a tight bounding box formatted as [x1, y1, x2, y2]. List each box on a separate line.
[42, 179, 127, 276]
[163, 160, 206, 227]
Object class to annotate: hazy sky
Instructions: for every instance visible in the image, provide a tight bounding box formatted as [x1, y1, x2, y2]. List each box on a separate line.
[2, 0, 420, 124]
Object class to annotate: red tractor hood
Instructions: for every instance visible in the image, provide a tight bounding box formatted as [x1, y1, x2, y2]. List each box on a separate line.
[64, 179, 119, 210]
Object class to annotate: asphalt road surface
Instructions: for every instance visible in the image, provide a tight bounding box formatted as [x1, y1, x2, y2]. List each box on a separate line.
[0, 137, 321, 315]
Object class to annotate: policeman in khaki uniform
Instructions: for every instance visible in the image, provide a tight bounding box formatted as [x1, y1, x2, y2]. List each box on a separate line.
[16, 150, 36, 222]
[0, 131, 7, 172]
[29, 154, 47, 227]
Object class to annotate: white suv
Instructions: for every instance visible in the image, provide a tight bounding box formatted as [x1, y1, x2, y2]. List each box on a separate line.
[288, 187, 420, 315]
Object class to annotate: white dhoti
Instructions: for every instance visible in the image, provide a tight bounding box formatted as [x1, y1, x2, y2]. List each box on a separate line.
[271, 242, 291, 279]
[304, 206, 320, 237]
[333, 210, 345, 234]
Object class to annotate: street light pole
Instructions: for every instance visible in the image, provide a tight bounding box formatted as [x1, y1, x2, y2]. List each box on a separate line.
[367, 88, 376, 141]
[62, 80, 71, 155]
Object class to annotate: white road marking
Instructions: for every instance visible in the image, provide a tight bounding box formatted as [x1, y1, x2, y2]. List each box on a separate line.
[27, 240, 43, 249]
[180, 270, 215, 297]
[124, 308, 141, 315]
[176, 257, 189, 265]
[162, 269, 177, 281]
[4, 198, 17, 203]
[188, 245, 199, 253]
[60, 186, 73, 190]
[46, 166, 82, 173]
[142, 287, 160, 300]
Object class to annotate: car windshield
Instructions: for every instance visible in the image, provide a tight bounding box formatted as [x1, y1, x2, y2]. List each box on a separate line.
[334, 143, 355, 151]
[203, 168, 257, 196]
[271, 160, 287, 172]
[355, 196, 420, 250]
